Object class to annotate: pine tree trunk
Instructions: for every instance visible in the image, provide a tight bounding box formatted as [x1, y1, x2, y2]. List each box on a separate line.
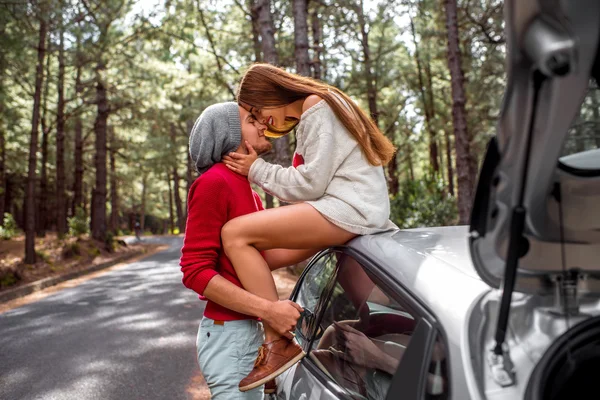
[293, 0, 310, 77]
[257, 0, 291, 199]
[140, 173, 147, 233]
[249, 1, 273, 209]
[167, 170, 174, 234]
[73, 30, 84, 214]
[0, 30, 5, 224]
[37, 48, 51, 237]
[356, 1, 378, 125]
[249, 0, 262, 62]
[91, 60, 109, 241]
[410, 16, 439, 174]
[0, 117, 4, 225]
[256, 0, 278, 65]
[186, 119, 194, 213]
[387, 154, 399, 195]
[25, 12, 48, 264]
[445, 128, 455, 196]
[404, 131, 415, 181]
[109, 127, 118, 234]
[445, 0, 475, 224]
[311, 6, 322, 80]
[56, 5, 67, 237]
[173, 168, 185, 233]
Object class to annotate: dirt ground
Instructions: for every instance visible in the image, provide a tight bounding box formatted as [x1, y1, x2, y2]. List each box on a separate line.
[0, 233, 158, 293]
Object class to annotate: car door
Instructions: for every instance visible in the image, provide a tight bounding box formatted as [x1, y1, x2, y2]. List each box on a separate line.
[277, 249, 449, 400]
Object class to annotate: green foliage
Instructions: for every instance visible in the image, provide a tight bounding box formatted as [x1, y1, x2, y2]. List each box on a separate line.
[88, 245, 101, 258]
[0, 270, 19, 288]
[390, 177, 458, 229]
[35, 250, 52, 264]
[0, 213, 19, 240]
[68, 208, 89, 238]
[62, 242, 81, 259]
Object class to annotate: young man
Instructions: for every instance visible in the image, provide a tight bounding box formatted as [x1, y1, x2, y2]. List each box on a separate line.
[181, 102, 315, 399]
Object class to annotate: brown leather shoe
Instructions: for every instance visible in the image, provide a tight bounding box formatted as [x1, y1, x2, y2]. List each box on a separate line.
[264, 379, 276, 394]
[239, 338, 305, 392]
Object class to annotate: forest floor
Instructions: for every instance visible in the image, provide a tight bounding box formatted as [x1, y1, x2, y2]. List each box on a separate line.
[0, 233, 162, 293]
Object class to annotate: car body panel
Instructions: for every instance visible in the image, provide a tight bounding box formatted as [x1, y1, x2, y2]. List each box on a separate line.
[348, 227, 490, 399]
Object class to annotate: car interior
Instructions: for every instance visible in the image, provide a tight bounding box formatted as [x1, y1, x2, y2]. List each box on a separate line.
[300, 253, 448, 400]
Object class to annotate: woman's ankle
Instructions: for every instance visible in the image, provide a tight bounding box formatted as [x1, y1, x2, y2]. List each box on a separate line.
[263, 326, 281, 343]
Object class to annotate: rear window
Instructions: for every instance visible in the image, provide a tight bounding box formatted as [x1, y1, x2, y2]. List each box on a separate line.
[560, 79, 600, 172]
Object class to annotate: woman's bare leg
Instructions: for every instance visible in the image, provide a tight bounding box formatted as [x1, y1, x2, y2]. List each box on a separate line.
[222, 203, 356, 342]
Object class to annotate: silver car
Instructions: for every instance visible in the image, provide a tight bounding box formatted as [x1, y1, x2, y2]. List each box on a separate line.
[275, 0, 600, 399]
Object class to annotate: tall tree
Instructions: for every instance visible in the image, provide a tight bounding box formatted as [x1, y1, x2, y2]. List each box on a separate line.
[109, 127, 118, 233]
[355, 1, 378, 125]
[25, 5, 49, 264]
[248, 0, 262, 61]
[293, 0, 310, 76]
[56, 0, 67, 237]
[166, 169, 174, 234]
[410, 15, 439, 174]
[37, 44, 52, 237]
[173, 168, 184, 232]
[0, 21, 6, 224]
[171, 124, 185, 232]
[140, 172, 147, 232]
[445, 0, 475, 223]
[256, 0, 291, 208]
[311, 5, 322, 80]
[256, 0, 279, 65]
[444, 129, 455, 196]
[83, 0, 128, 241]
[73, 27, 84, 214]
[90, 56, 109, 241]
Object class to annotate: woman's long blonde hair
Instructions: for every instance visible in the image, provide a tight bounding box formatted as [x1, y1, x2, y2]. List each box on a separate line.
[237, 64, 396, 166]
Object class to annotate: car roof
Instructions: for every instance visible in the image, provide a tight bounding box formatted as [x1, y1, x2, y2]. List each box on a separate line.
[349, 225, 482, 282]
[348, 226, 490, 338]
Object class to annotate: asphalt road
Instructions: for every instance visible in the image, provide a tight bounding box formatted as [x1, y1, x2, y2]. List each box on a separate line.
[0, 236, 206, 400]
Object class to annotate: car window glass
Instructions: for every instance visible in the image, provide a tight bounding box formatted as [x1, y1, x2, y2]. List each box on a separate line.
[293, 252, 338, 346]
[425, 333, 449, 400]
[560, 79, 600, 170]
[307, 254, 420, 400]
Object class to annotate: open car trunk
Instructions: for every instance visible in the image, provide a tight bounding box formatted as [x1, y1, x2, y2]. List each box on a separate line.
[468, 0, 600, 398]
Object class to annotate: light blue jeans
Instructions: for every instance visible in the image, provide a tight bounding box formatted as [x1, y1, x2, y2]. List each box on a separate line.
[196, 317, 265, 399]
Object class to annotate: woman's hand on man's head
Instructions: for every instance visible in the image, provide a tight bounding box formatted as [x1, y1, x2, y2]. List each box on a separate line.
[222, 140, 258, 176]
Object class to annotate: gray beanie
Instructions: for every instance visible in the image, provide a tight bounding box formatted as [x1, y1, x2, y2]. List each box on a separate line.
[189, 102, 242, 174]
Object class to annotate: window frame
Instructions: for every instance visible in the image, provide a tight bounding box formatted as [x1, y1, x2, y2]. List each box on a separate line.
[290, 245, 451, 400]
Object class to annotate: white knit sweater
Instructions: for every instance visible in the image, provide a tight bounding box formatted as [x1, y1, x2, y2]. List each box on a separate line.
[248, 100, 397, 235]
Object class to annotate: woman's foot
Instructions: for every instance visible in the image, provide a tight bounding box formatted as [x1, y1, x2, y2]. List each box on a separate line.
[239, 338, 305, 392]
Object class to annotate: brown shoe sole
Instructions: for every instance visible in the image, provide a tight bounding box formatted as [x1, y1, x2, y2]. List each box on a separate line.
[239, 350, 306, 392]
[264, 388, 276, 394]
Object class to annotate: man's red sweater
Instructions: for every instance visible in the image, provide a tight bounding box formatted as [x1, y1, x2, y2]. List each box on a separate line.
[180, 163, 264, 321]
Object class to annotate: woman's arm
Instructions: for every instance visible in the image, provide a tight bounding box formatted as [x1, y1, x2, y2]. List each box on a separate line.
[249, 131, 338, 202]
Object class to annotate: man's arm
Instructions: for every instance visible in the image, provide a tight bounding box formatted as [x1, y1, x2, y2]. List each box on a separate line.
[181, 175, 302, 336]
[203, 275, 302, 338]
[180, 174, 228, 295]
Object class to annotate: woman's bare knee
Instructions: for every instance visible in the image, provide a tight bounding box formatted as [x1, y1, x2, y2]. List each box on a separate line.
[221, 220, 248, 256]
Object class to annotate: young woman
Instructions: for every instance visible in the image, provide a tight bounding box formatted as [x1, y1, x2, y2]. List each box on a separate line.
[221, 63, 397, 392]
